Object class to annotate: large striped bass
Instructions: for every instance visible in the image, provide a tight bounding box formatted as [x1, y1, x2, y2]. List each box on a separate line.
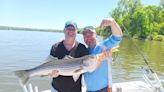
[14, 47, 119, 85]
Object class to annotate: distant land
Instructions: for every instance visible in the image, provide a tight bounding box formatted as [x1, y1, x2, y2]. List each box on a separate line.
[0, 25, 62, 32]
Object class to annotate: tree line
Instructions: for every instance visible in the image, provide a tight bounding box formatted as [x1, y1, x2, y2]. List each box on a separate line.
[0, 25, 62, 32]
[96, 0, 164, 41]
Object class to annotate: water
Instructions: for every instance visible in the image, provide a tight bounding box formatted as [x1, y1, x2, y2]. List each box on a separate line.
[0, 30, 163, 92]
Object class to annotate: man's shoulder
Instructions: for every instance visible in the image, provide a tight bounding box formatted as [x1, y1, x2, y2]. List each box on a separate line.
[52, 41, 63, 47]
[76, 42, 87, 49]
[78, 42, 85, 46]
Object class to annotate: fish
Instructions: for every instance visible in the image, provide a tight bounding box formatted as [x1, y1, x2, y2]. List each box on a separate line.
[14, 47, 119, 85]
[14, 54, 99, 85]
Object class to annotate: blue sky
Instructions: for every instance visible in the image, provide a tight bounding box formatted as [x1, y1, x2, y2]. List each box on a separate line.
[0, 0, 160, 30]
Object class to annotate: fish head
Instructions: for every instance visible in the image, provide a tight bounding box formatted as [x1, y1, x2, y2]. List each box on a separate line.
[83, 55, 98, 72]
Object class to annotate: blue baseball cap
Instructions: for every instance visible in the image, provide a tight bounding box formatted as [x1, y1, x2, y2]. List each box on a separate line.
[64, 20, 78, 30]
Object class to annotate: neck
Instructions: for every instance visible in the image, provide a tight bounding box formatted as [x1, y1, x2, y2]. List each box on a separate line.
[89, 45, 96, 49]
[64, 38, 75, 45]
[88, 42, 97, 49]
[63, 39, 76, 51]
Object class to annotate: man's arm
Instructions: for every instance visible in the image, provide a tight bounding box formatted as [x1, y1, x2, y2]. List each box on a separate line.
[100, 18, 123, 49]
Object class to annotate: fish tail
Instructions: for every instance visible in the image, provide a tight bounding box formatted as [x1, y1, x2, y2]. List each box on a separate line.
[14, 70, 29, 85]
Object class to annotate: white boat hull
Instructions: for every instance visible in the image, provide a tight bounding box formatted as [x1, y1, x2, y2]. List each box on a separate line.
[41, 80, 163, 92]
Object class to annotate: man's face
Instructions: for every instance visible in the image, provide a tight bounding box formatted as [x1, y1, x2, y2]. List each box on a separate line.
[64, 26, 77, 38]
[83, 31, 97, 48]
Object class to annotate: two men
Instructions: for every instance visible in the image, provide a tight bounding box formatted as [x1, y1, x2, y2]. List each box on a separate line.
[50, 18, 122, 92]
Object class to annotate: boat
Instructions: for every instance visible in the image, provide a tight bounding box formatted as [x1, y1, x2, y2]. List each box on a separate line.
[23, 67, 164, 92]
[41, 80, 164, 92]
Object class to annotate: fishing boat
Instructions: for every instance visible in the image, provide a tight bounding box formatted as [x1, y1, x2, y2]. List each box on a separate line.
[40, 80, 164, 92]
[23, 67, 164, 92]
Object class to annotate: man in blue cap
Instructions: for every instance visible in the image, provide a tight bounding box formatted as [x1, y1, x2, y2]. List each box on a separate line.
[82, 18, 123, 92]
[49, 20, 89, 92]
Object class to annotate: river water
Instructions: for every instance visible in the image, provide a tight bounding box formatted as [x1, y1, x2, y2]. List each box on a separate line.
[0, 30, 163, 92]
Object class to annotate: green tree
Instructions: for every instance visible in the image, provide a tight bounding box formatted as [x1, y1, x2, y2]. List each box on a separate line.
[126, 6, 164, 39]
[101, 0, 164, 41]
[160, 0, 164, 8]
[110, 0, 143, 35]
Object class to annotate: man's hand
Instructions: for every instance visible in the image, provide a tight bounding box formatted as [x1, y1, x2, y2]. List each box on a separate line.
[103, 49, 113, 58]
[99, 18, 115, 29]
[96, 50, 113, 68]
[100, 17, 122, 36]
[97, 49, 113, 63]
[48, 70, 59, 78]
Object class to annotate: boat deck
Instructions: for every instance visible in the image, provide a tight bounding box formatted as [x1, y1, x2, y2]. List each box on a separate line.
[41, 81, 162, 92]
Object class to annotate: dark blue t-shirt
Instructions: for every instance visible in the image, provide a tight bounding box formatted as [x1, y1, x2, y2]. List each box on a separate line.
[50, 40, 89, 92]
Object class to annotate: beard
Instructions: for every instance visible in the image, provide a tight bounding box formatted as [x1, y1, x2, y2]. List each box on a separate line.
[86, 40, 95, 48]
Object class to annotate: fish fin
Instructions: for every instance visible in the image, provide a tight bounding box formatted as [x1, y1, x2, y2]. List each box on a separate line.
[72, 74, 80, 82]
[111, 48, 119, 52]
[41, 55, 58, 66]
[42, 60, 55, 66]
[14, 70, 29, 85]
[111, 45, 119, 52]
[73, 67, 84, 73]
[63, 55, 74, 59]
[42, 55, 59, 66]
[40, 75, 48, 77]
[45, 55, 58, 61]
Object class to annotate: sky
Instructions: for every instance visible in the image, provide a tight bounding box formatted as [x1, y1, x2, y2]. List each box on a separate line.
[0, 0, 161, 30]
